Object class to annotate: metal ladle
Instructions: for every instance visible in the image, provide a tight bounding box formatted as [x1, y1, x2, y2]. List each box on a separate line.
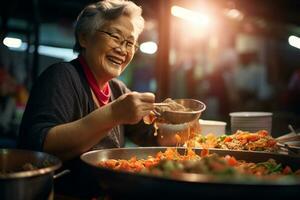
[276, 124, 300, 143]
[153, 99, 206, 124]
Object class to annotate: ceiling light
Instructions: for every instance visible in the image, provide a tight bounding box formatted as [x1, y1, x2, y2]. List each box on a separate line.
[3, 37, 22, 48]
[288, 35, 300, 49]
[171, 5, 210, 27]
[140, 41, 157, 54]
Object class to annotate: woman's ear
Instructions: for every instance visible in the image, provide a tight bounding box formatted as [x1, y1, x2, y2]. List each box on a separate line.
[78, 32, 88, 48]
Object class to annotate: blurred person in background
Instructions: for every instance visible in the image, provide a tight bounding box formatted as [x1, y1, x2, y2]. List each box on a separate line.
[0, 69, 27, 144]
[0, 68, 17, 137]
[0, 31, 21, 147]
[204, 49, 239, 121]
[233, 51, 273, 110]
[207, 53, 237, 121]
[18, 0, 156, 197]
[287, 68, 300, 114]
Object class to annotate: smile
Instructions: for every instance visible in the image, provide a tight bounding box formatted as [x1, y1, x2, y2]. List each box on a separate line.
[107, 56, 124, 65]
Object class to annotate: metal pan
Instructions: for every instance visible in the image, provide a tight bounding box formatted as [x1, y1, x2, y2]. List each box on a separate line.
[0, 149, 62, 200]
[80, 147, 300, 199]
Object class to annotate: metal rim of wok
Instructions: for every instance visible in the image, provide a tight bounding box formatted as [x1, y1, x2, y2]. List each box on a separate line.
[0, 149, 62, 179]
[80, 147, 300, 186]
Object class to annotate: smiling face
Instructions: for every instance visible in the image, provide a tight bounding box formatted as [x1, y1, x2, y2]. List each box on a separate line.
[79, 15, 138, 86]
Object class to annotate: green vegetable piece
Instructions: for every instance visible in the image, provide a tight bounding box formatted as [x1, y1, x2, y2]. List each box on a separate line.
[163, 160, 176, 172]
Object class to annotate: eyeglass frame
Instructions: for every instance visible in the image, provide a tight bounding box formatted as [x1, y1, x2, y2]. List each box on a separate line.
[97, 30, 139, 53]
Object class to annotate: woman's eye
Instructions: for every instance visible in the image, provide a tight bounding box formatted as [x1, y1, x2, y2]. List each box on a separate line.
[111, 34, 121, 40]
[127, 42, 134, 47]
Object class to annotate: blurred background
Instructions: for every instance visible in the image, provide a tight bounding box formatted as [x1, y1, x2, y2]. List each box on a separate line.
[1, 0, 300, 147]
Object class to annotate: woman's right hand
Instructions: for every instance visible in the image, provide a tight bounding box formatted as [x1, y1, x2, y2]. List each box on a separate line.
[111, 92, 155, 124]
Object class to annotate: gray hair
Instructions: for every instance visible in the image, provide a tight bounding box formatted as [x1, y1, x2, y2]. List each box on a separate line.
[73, 0, 144, 53]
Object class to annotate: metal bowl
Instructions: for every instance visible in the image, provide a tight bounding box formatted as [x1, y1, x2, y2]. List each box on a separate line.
[160, 99, 206, 124]
[0, 149, 61, 200]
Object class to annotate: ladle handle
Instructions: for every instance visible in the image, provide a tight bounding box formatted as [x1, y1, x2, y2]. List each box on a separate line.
[53, 169, 71, 179]
[153, 103, 169, 106]
[288, 124, 297, 134]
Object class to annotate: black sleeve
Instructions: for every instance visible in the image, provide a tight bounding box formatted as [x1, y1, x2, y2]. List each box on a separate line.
[18, 63, 83, 151]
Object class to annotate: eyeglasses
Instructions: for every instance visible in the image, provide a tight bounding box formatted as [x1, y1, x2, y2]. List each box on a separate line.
[98, 30, 139, 53]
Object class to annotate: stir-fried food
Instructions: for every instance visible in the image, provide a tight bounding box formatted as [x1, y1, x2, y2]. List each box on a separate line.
[98, 148, 300, 181]
[98, 148, 200, 173]
[146, 153, 300, 180]
[185, 130, 278, 152]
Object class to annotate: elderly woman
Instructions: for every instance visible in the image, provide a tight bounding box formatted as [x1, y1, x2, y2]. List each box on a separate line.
[18, 0, 155, 157]
[19, 0, 155, 197]
[18, 0, 156, 196]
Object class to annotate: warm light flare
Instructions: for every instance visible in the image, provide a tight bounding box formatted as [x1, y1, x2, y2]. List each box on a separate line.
[288, 35, 300, 49]
[171, 5, 210, 27]
[140, 41, 157, 54]
[224, 9, 243, 21]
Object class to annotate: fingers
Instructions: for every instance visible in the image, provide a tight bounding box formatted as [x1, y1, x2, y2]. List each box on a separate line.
[138, 92, 155, 103]
[128, 92, 155, 103]
[112, 92, 156, 124]
[134, 92, 155, 111]
[126, 92, 155, 104]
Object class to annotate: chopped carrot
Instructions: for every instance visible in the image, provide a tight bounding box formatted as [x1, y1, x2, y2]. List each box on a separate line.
[283, 166, 292, 175]
[200, 148, 209, 157]
[224, 137, 232, 142]
[175, 134, 182, 143]
[258, 130, 269, 137]
[225, 155, 237, 166]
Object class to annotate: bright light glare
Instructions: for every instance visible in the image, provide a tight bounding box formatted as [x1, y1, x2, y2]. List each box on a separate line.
[3, 37, 22, 48]
[224, 9, 243, 21]
[38, 45, 77, 60]
[171, 6, 210, 27]
[140, 41, 157, 54]
[3, 37, 77, 61]
[288, 35, 300, 49]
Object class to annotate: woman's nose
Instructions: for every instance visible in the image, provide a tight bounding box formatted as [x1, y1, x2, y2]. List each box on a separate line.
[114, 45, 127, 55]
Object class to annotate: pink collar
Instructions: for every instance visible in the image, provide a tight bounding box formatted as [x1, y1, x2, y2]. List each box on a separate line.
[78, 56, 111, 106]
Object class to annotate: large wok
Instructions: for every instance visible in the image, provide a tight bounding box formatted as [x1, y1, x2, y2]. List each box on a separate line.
[0, 149, 61, 200]
[81, 147, 300, 199]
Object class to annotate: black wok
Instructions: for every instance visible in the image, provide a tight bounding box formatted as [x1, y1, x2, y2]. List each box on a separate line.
[0, 149, 62, 200]
[81, 147, 300, 200]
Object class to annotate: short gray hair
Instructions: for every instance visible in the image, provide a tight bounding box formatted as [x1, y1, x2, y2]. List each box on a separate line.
[73, 0, 145, 53]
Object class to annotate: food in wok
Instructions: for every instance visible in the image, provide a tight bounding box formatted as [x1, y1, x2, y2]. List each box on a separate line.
[184, 130, 278, 152]
[98, 148, 300, 182]
[98, 148, 202, 172]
